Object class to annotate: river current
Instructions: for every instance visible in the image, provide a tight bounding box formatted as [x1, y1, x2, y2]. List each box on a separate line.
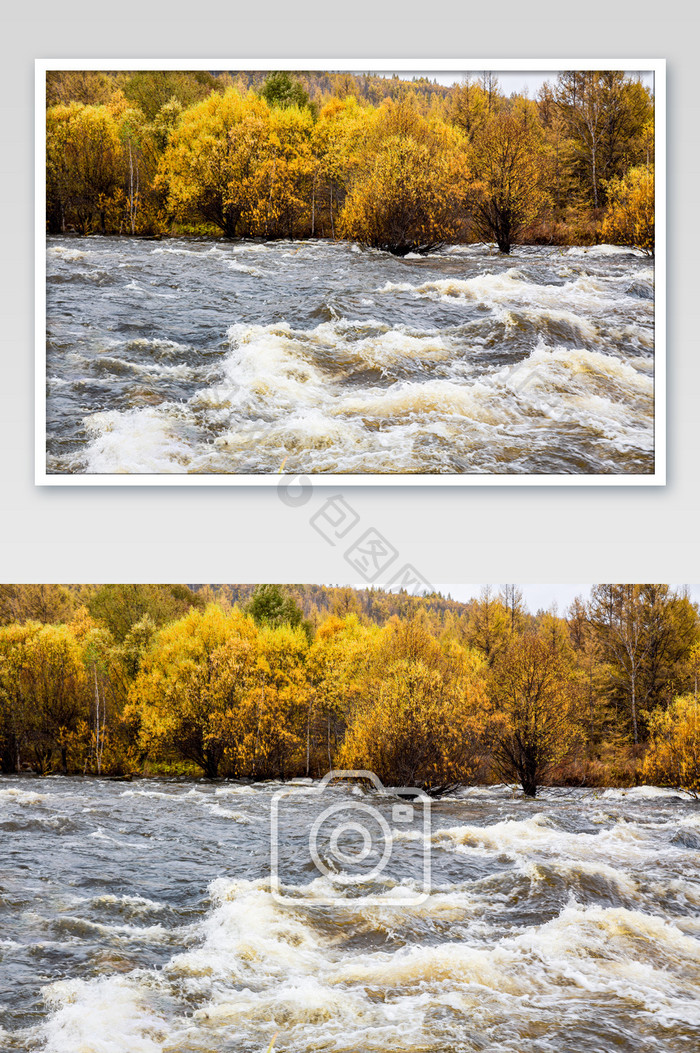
[45, 238, 655, 476]
[1, 778, 698, 1052]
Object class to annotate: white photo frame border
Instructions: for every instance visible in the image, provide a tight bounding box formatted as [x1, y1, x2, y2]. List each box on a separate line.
[35, 57, 666, 487]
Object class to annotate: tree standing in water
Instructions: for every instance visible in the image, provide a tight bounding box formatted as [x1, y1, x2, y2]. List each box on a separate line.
[469, 111, 549, 253]
[489, 632, 578, 796]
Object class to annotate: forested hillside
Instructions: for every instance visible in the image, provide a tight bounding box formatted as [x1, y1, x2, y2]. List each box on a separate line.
[0, 584, 696, 795]
[45, 69, 655, 253]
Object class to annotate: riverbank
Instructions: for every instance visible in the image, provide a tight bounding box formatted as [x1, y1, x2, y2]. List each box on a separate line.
[50, 227, 653, 255]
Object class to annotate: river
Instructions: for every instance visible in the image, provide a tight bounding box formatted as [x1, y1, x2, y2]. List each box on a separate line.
[1, 778, 698, 1052]
[45, 238, 655, 476]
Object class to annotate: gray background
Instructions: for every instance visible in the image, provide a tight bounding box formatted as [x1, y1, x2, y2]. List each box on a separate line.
[2, 1, 697, 585]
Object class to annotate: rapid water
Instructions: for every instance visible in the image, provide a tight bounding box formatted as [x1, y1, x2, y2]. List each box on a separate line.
[45, 238, 655, 476]
[1, 778, 698, 1052]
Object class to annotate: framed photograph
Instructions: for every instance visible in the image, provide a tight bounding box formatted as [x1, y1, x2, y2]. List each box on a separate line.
[3, 581, 699, 1053]
[36, 59, 665, 485]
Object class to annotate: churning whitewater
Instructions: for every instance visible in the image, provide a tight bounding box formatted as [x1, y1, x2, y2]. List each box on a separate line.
[1, 779, 698, 1053]
[45, 238, 655, 475]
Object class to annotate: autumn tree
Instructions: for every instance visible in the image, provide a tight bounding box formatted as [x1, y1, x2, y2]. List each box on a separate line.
[469, 111, 549, 253]
[88, 584, 203, 642]
[115, 107, 163, 235]
[448, 75, 489, 140]
[305, 615, 370, 774]
[0, 585, 75, 626]
[311, 96, 368, 237]
[0, 622, 89, 773]
[130, 605, 258, 777]
[551, 71, 652, 211]
[601, 165, 655, 254]
[489, 632, 579, 796]
[642, 695, 700, 796]
[246, 585, 306, 631]
[340, 96, 468, 254]
[588, 585, 699, 744]
[46, 71, 119, 108]
[260, 71, 310, 111]
[340, 614, 494, 790]
[340, 655, 493, 791]
[46, 103, 123, 233]
[236, 623, 309, 778]
[465, 586, 509, 665]
[158, 89, 273, 237]
[500, 585, 526, 636]
[249, 106, 315, 238]
[122, 70, 221, 121]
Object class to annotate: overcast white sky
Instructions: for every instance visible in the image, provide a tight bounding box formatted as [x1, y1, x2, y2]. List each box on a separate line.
[433, 585, 700, 613]
[377, 70, 655, 99]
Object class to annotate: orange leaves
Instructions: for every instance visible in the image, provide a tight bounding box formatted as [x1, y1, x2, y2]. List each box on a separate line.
[488, 632, 580, 795]
[339, 134, 469, 253]
[338, 615, 493, 789]
[469, 112, 550, 252]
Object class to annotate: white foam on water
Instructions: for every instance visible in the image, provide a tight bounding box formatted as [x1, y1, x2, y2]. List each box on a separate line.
[92, 356, 197, 382]
[337, 377, 495, 422]
[380, 268, 640, 318]
[47, 245, 94, 261]
[119, 788, 179, 800]
[88, 827, 140, 848]
[151, 245, 223, 258]
[167, 877, 324, 982]
[125, 338, 191, 360]
[442, 243, 499, 256]
[565, 244, 648, 258]
[513, 901, 700, 968]
[48, 912, 173, 944]
[432, 810, 683, 869]
[205, 803, 251, 822]
[519, 305, 600, 341]
[33, 828, 700, 1053]
[525, 858, 640, 898]
[311, 320, 457, 369]
[0, 786, 49, 805]
[601, 785, 694, 801]
[83, 408, 192, 474]
[42, 976, 167, 1053]
[73, 244, 654, 475]
[218, 322, 328, 414]
[228, 259, 265, 276]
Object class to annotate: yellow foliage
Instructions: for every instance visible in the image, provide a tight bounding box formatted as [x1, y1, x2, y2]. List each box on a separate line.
[489, 633, 579, 795]
[339, 617, 493, 789]
[0, 621, 89, 772]
[235, 623, 310, 778]
[130, 605, 259, 778]
[470, 113, 550, 253]
[339, 100, 468, 253]
[248, 105, 315, 238]
[46, 103, 123, 234]
[642, 695, 700, 795]
[305, 616, 372, 773]
[601, 165, 655, 254]
[158, 89, 273, 237]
